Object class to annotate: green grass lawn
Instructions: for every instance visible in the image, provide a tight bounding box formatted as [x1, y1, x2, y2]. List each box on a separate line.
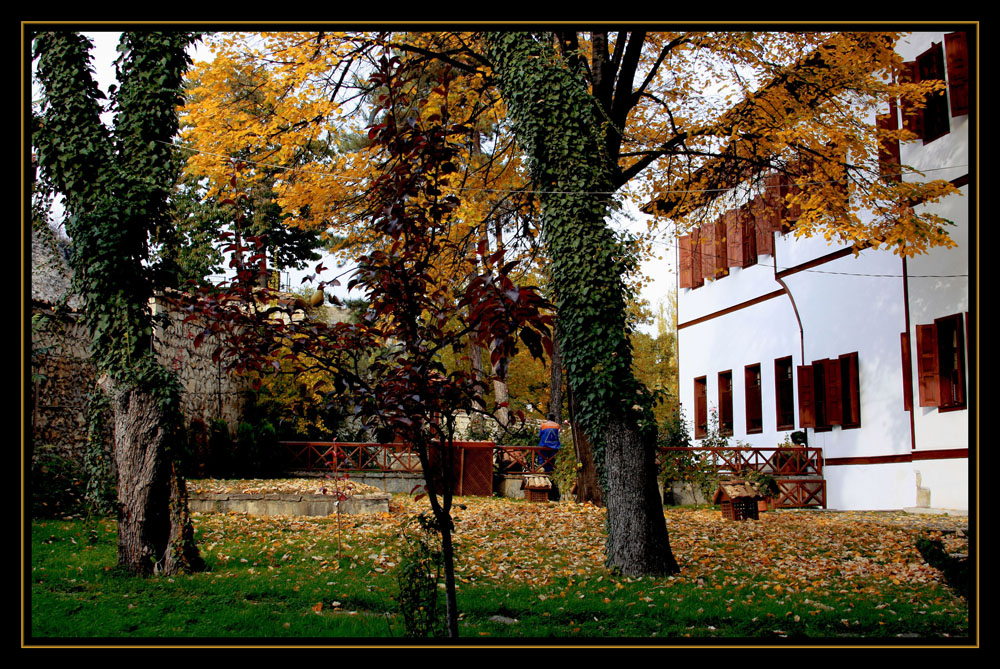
[26, 495, 972, 645]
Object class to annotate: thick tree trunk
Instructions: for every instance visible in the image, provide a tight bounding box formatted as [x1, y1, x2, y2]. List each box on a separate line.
[602, 417, 678, 576]
[104, 379, 203, 575]
[486, 31, 680, 577]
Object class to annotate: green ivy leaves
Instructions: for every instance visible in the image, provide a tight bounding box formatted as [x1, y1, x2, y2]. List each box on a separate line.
[484, 32, 655, 476]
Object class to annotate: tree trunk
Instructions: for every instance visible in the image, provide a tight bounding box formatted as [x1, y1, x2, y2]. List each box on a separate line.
[104, 379, 203, 575]
[467, 340, 487, 435]
[602, 417, 678, 575]
[439, 522, 460, 638]
[567, 381, 602, 506]
[486, 31, 680, 577]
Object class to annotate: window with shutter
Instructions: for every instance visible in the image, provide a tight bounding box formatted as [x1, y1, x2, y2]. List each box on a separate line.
[719, 371, 733, 436]
[823, 358, 843, 428]
[812, 360, 830, 431]
[694, 376, 708, 438]
[745, 364, 763, 434]
[918, 42, 950, 143]
[796, 353, 861, 431]
[775, 356, 795, 430]
[903, 44, 950, 144]
[944, 31, 969, 117]
[934, 313, 967, 410]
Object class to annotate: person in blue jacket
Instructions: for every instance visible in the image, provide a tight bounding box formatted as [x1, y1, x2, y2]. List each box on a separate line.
[537, 414, 560, 472]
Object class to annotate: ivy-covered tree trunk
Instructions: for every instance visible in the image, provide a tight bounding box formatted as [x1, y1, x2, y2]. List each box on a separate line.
[33, 31, 204, 575]
[486, 32, 678, 576]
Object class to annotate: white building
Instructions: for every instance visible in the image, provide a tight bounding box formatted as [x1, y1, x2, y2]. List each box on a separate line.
[673, 31, 972, 511]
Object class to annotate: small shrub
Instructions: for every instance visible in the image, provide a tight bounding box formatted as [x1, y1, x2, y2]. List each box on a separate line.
[30, 445, 87, 518]
[394, 514, 446, 638]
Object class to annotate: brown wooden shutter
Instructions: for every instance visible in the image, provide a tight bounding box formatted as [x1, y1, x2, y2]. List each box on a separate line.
[690, 227, 704, 287]
[840, 352, 861, 428]
[901, 60, 925, 139]
[877, 100, 902, 182]
[751, 195, 774, 257]
[945, 31, 969, 117]
[714, 217, 729, 278]
[740, 207, 757, 268]
[678, 234, 694, 289]
[725, 209, 742, 268]
[900, 332, 913, 411]
[700, 223, 716, 281]
[824, 358, 843, 426]
[916, 324, 940, 407]
[797, 364, 815, 428]
[785, 169, 803, 228]
[763, 174, 787, 233]
[917, 43, 949, 142]
[691, 227, 705, 288]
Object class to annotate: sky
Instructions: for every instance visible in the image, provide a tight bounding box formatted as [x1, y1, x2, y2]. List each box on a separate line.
[46, 31, 678, 334]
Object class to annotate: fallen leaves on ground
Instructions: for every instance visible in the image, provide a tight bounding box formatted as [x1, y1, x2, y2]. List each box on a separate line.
[189, 477, 384, 497]
[190, 493, 968, 598]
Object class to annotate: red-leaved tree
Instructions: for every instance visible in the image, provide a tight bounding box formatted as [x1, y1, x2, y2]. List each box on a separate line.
[180, 55, 553, 638]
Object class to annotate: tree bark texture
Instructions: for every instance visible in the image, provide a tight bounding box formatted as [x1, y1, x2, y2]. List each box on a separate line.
[105, 379, 203, 575]
[602, 418, 678, 575]
[567, 382, 602, 507]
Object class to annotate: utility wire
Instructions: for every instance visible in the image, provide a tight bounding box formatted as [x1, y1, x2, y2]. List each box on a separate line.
[163, 139, 969, 198]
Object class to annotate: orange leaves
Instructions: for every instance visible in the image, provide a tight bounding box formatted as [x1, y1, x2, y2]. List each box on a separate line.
[191, 488, 965, 604]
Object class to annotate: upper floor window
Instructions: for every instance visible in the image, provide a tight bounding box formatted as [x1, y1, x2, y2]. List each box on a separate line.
[903, 41, 950, 144]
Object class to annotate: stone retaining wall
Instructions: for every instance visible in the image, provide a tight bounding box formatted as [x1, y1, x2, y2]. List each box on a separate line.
[188, 492, 391, 516]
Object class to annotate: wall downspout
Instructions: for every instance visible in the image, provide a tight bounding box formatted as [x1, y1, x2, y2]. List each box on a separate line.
[772, 234, 809, 448]
[902, 256, 916, 451]
[772, 235, 805, 368]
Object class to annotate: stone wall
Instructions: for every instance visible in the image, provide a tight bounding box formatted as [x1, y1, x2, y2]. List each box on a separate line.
[30, 306, 96, 464]
[30, 296, 249, 466]
[151, 293, 247, 432]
